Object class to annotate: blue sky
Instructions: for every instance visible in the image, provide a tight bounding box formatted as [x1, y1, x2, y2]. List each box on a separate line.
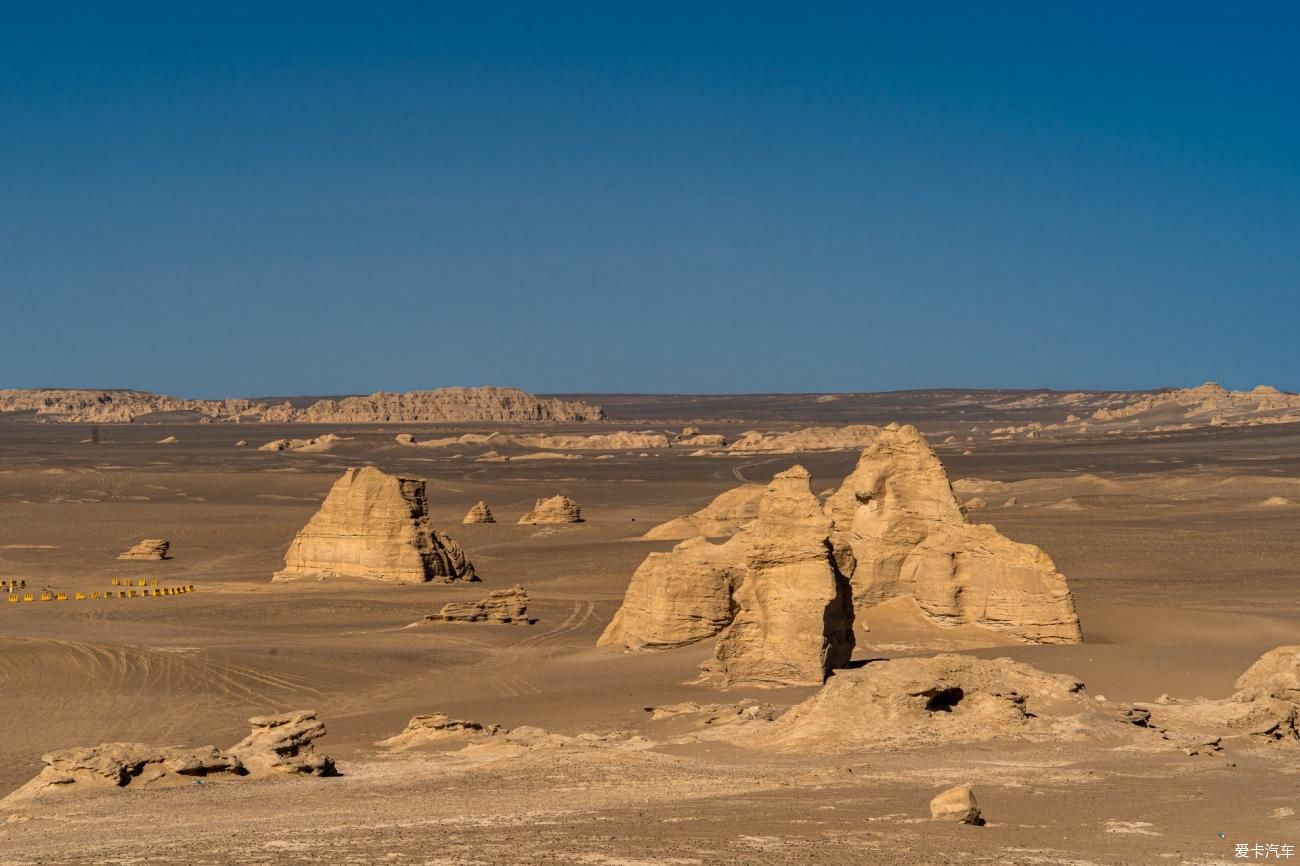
[2, 3, 1297, 396]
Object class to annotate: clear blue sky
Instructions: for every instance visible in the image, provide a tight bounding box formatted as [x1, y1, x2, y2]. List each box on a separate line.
[3, 3, 1297, 396]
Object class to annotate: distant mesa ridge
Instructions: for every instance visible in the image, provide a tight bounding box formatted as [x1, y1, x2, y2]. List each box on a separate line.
[0, 386, 605, 423]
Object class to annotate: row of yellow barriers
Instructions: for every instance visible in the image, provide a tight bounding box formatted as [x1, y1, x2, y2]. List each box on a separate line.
[111, 578, 161, 587]
[7, 586, 195, 603]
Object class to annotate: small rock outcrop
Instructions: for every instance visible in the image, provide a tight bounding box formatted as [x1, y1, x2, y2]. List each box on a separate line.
[274, 467, 477, 584]
[258, 433, 345, 453]
[0, 709, 336, 805]
[156, 436, 178, 445]
[117, 539, 170, 561]
[379, 713, 503, 749]
[462, 501, 496, 524]
[0, 743, 244, 804]
[228, 710, 337, 776]
[601, 466, 854, 687]
[823, 425, 1082, 644]
[425, 586, 532, 624]
[518, 494, 583, 524]
[743, 654, 1104, 752]
[512, 431, 671, 450]
[641, 484, 765, 540]
[930, 785, 982, 824]
[1148, 645, 1300, 744]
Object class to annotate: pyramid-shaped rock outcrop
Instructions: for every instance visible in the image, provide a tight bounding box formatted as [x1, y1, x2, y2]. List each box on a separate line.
[462, 501, 496, 524]
[824, 424, 1081, 644]
[601, 466, 854, 686]
[518, 494, 582, 524]
[274, 467, 476, 584]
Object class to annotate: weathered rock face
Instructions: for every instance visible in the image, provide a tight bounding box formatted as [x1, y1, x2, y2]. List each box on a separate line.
[1234, 645, 1300, 703]
[601, 466, 854, 687]
[426, 586, 531, 624]
[118, 539, 170, 561]
[0, 386, 603, 423]
[824, 425, 1082, 644]
[274, 467, 477, 584]
[0, 708, 336, 805]
[228, 710, 337, 776]
[599, 537, 743, 651]
[463, 501, 496, 524]
[744, 654, 1101, 752]
[930, 786, 982, 824]
[283, 387, 604, 423]
[708, 467, 855, 687]
[0, 743, 244, 804]
[678, 434, 727, 447]
[641, 484, 765, 540]
[518, 494, 583, 524]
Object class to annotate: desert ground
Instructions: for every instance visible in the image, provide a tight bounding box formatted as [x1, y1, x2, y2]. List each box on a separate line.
[2, 391, 1299, 865]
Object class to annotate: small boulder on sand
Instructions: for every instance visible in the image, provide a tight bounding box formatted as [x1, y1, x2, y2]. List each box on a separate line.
[156, 436, 178, 445]
[930, 785, 982, 824]
[462, 501, 496, 524]
[518, 494, 583, 524]
[118, 539, 170, 561]
[425, 586, 532, 624]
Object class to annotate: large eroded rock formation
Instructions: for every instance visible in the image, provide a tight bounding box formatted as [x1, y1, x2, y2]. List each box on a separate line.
[824, 424, 1081, 644]
[274, 467, 476, 584]
[601, 466, 854, 687]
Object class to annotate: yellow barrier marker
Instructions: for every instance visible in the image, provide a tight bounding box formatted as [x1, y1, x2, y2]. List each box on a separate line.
[74, 592, 86, 600]
[39, 593, 52, 601]
[7, 595, 16, 603]
[137, 579, 146, 587]
[151, 579, 159, 587]
[91, 592, 100, 599]
[56, 593, 68, 601]
[111, 578, 119, 586]
[23, 594, 33, 602]
[118, 591, 126, 598]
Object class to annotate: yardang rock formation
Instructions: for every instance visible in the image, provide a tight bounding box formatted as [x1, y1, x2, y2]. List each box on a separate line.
[518, 494, 583, 524]
[425, 586, 531, 624]
[462, 501, 496, 524]
[823, 424, 1081, 644]
[601, 466, 854, 687]
[118, 539, 170, 561]
[274, 466, 477, 584]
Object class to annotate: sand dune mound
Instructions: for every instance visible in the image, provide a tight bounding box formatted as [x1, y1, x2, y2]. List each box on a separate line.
[824, 425, 1082, 644]
[726, 425, 880, 453]
[274, 467, 477, 584]
[463, 501, 496, 524]
[601, 466, 854, 687]
[518, 495, 583, 524]
[1, 710, 334, 806]
[425, 585, 531, 624]
[742, 654, 1109, 752]
[640, 484, 765, 540]
[117, 539, 170, 561]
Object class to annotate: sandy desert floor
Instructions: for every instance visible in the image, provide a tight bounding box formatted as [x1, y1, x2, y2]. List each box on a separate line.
[1, 400, 1299, 865]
